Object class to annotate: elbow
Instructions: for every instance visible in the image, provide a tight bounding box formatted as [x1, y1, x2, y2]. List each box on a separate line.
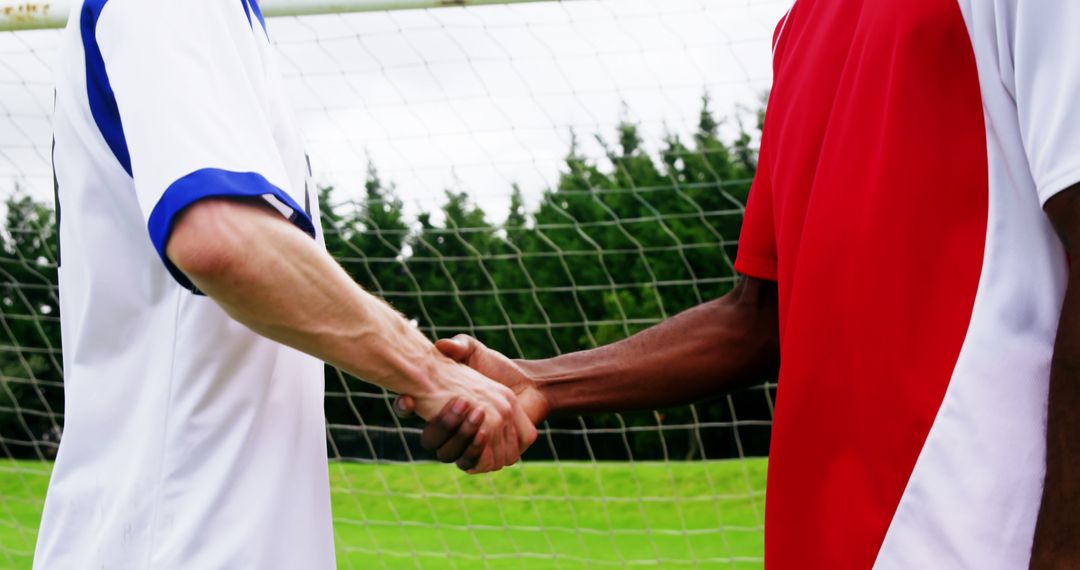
[722, 277, 781, 373]
[165, 199, 248, 281]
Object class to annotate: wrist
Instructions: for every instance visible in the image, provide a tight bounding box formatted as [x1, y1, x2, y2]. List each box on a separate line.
[515, 357, 560, 382]
[515, 353, 625, 417]
[514, 359, 559, 419]
[400, 357, 439, 397]
[362, 322, 440, 397]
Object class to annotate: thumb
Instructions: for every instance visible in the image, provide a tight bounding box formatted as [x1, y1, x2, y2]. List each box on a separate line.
[393, 394, 417, 418]
[435, 335, 478, 363]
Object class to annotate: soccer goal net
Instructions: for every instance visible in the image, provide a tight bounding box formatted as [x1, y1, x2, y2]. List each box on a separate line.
[0, 0, 786, 567]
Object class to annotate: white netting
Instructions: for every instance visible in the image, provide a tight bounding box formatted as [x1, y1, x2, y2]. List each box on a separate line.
[0, 1, 787, 567]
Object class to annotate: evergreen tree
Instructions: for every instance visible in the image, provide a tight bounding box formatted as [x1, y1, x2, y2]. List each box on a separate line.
[0, 192, 63, 459]
[0, 97, 772, 461]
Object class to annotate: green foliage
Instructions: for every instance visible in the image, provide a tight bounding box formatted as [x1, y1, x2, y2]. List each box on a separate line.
[325, 97, 769, 461]
[0, 98, 773, 462]
[0, 192, 62, 460]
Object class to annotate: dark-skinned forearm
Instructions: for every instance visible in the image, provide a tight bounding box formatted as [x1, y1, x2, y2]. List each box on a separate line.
[1031, 269, 1080, 568]
[1032, 184, 1080, 569]
[518, 277, 780, 415]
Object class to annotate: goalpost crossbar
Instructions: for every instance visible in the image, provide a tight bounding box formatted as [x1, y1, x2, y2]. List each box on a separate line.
[0, 0, 566, 32]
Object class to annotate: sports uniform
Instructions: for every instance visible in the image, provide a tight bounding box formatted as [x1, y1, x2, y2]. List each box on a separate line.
[736, 0, 1080, 567]
[37, 0, 334, 567]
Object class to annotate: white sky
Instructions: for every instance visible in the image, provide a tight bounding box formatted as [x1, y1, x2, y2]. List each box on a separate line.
[0, 0, 790, 223]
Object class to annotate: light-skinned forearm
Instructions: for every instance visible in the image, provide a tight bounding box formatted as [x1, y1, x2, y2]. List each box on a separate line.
[520, 277, 781, 415]
[167, 198, 535, 468]
[169, 198, 441, 395]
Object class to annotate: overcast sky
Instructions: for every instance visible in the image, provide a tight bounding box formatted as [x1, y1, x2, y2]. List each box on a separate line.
[0, 0, 790, 223]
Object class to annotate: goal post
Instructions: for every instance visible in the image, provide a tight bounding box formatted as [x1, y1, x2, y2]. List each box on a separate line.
[0, 0, 569, 31]
[0, 0, 784, 567]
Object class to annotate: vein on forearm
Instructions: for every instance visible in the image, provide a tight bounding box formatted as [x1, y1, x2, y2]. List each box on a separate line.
[171, 198, 439, 396]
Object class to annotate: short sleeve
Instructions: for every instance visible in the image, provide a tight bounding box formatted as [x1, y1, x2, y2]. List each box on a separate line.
[1003, 0, 1080, 205]
[734, 142, 779, 282]
[90, 0, 314, 289]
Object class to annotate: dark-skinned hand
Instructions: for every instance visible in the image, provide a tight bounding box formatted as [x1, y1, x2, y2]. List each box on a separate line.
[395, 335, 549, 472]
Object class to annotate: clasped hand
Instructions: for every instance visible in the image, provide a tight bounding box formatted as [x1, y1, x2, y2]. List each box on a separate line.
[406, 343, 538, 473]
[397, 336, 550, 473]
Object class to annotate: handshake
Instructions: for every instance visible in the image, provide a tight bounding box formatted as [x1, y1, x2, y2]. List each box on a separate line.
[393, 335, 552, 474]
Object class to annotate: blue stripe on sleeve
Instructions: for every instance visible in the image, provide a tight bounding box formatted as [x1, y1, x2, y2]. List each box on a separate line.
[80, 0, 131, 176]
[241, 0, 253, 28]
[147, 168, 316, 292]
[248, 0, 268, 37]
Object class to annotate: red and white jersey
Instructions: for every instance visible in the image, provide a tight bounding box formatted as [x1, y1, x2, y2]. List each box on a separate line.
[735, 0, 1080, 567]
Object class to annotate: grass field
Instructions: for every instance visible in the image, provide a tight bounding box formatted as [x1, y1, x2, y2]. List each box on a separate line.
[0, 459, 766, 569]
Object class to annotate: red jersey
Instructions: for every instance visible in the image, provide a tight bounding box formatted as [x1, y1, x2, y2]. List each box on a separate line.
[736, 0, 1080, 567]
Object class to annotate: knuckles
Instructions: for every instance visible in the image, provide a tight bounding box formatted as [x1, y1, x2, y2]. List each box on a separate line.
[491, 398, 513, 419]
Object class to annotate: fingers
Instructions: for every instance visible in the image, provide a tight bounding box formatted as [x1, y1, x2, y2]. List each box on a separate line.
[419, 397, 470, 451]
[415, 397, 500, 472]
[416, 348, 530, 474]
[393, 394, 417, 419]
[466, 411, 507, 473]
[472, 393, 521, 472]
[434, 408, 484, 463]
[509, 398, 539, 451]
[465, 444, 496, 474]
[434, 334, 479, 363]
[503, 424, 513, 467]
[504, 423, 521, 466]
[495, 392, 518, 469]
[487, 416, 504, 473]
[453, 411, 488, 471]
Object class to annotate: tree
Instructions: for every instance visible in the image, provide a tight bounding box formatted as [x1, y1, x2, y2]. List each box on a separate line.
[319, 164, 422, 460]
[0, 191, 63, 459]
[0, 97, 772, 462]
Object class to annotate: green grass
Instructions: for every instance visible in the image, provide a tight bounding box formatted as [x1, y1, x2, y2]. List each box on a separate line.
[0, 459, 767, 569]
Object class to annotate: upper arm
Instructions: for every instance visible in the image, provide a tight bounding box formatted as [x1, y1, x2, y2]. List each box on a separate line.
[730, 276, 781, 365]
[1045, 185, 1080, 259]
[166, 197, 286, 280]
[91, 0, 313, 290]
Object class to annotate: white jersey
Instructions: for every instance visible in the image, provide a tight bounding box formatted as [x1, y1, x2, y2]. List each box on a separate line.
[37, 0, 334, 568]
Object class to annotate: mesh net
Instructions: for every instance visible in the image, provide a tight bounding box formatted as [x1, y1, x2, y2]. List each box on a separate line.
[0, 0, 788, 567]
